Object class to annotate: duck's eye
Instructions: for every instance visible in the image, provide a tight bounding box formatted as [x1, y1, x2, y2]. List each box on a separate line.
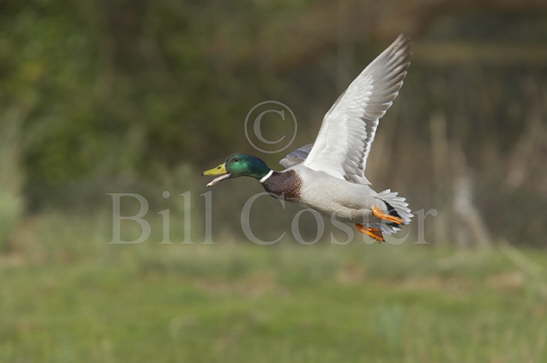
[233, 158, 239, 162]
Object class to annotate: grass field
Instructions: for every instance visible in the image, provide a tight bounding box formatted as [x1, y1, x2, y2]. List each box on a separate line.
[1, 217, 546, 362]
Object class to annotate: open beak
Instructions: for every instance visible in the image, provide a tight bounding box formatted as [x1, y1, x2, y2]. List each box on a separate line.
[202, 162, 231, 187]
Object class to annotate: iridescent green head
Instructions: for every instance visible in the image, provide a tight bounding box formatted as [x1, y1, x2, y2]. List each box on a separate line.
[203, 154, 271, 186]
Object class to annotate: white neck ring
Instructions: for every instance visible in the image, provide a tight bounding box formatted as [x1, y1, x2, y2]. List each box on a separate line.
[260, 170, 274, 183]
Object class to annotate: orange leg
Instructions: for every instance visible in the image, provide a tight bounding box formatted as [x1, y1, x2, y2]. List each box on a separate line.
[371, 206, 403, 225]
[355, 224, 385, 242]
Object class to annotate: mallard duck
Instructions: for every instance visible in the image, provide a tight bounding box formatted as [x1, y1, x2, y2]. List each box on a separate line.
[203, 35, 412, 242]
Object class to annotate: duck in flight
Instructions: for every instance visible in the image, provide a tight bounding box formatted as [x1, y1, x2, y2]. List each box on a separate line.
[203, 35, 413, 242]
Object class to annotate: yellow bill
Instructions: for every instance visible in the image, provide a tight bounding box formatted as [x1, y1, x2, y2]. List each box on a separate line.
[202, 163, 231, 187]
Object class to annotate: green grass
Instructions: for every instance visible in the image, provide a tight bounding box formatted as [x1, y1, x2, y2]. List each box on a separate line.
[1, 217, 547, 362]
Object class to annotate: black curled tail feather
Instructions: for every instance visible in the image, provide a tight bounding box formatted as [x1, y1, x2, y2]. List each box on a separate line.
[377, 189, 413, 235]
[384, 201, 402, 228]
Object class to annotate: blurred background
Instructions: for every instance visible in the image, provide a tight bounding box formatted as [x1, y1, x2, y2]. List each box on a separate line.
[1, 0, 547, 362]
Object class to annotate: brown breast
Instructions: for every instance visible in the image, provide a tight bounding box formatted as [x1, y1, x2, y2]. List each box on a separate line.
[262, 170, 302, 201]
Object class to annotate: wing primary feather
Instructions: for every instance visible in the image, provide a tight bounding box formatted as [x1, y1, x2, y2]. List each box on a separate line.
[302, 34, 411, 183]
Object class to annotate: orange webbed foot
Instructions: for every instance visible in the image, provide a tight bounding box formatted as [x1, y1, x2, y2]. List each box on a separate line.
[371, 206, 403, 225]
[355, 224, 385, 242]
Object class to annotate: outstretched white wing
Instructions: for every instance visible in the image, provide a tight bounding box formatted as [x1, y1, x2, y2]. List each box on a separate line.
[303, 34, 410, 184]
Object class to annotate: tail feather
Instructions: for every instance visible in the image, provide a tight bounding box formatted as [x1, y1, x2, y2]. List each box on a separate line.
[377, 189, 413, 235]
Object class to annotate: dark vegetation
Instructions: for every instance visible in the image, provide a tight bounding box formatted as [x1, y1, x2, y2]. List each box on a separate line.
[2, 0, 547, 246]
